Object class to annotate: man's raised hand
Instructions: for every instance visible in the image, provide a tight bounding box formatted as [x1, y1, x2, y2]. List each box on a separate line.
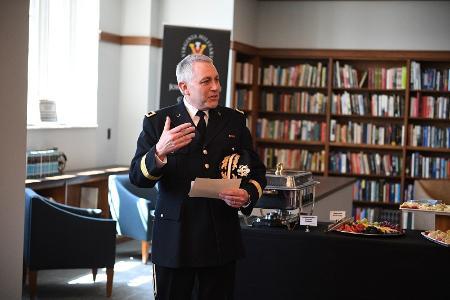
[155, 116, 195, 160]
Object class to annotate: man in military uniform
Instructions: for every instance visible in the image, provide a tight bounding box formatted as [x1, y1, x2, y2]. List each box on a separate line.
[129, 54, 266, 299]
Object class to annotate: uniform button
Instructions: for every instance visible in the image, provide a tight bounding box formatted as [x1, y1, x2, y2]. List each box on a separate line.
[232, 147, 235, 151]
[204, 163, 210, 169]
[203, 149, 208, 155]
[160, 213, 164, 218]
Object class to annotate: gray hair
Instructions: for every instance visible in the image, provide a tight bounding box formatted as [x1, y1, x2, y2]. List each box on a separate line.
[176, 54, 213, 83]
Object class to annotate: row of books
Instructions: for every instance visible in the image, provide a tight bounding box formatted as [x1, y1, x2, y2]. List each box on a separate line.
[408, 153, 449, 179]
[409, 96, 450, 119]
[241, 92, 449, 119]
[330, 120, 404, 146]
[331, 92, 405, 117]
[334, 61, 407, 90]
[260, 91, 327, 113]
[256, 119, 326, 142]
[353, 207, 401, 225]
[235, 62, 253, 84]
[261, 63, 327, 87]
[352, 179, 402, 204]
[333, 61, 362, 88]
[366, 66, 407, 90]
[410, 61, 450, 91]
[408, 125, 450, 148]
[239, 60, 449, 90]
[258, 147, 325, 171]
[26, 148, 61, 179]
[235, 88, 253, 110]
[404, 184, 414, 201]
[329, 152, 402, 176]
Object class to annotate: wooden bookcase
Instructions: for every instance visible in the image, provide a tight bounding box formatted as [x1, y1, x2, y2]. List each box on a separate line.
[231, 42, 450, 223]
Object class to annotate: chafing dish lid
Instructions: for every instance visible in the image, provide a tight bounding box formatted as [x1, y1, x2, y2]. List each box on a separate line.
[265, 163, 316, 189]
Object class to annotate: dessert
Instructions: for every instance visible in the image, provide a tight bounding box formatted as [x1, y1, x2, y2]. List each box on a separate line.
[334, 218, 403, 235]
[400, 201, 450, 212]
[424, 229, 450, 245]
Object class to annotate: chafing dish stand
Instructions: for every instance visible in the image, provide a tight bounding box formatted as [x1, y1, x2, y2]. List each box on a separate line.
[249, 163, 319, 231]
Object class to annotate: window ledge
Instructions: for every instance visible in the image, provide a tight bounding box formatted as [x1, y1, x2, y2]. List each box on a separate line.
[27, 123, 99, 130]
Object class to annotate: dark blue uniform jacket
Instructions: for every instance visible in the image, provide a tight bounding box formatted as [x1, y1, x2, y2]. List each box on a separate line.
[129, 101, 266, 268]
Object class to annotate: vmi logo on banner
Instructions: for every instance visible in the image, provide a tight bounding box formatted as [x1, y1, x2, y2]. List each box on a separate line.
[159, 25, 231, 109]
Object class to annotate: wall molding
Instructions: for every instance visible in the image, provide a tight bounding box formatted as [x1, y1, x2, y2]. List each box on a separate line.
[100, 35, 450, 60]
[99, 31, 162, 47]
[230, 40, 450, 60]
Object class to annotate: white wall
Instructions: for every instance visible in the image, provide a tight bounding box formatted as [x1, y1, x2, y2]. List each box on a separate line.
[148, 0, 162, 111]
[98, 0, 121, 168]
[27, 126, 116, 170]
[116, 45, 151, 164]
[255, 1, 450, 50]
[157, 0, 234, 37]
[26, 0, 236, 170]
[0, 1, 28, 298]
[116, 0, 236, 165]
[26, 0, 123, 171]
[99, 0, 122, 33]
[232, 0, 258, 45]
[115, 0, 152, 165]
[120, 0, 152, 36]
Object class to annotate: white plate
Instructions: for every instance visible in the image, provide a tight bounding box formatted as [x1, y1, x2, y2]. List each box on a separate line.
[421, 232, 450, 247]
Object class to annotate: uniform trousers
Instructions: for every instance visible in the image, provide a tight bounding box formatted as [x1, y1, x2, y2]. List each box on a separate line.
[153, 261, 236, 300]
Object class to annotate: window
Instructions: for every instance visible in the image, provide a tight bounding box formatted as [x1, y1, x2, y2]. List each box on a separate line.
[27, 0, 99, 128]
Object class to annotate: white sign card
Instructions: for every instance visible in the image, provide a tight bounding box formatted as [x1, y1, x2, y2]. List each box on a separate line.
[300, 215, 318, 226]
[330, 211, 346, 221]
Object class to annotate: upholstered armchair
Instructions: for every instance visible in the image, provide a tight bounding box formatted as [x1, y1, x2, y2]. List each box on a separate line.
[108, 174, 156, 264]
[23, 188, 116, 299]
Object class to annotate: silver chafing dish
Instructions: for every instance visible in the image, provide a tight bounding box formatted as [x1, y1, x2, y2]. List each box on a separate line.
[250, 163, 319, 230]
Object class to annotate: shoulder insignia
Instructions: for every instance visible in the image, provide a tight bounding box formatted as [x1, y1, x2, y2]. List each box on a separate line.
[145, 111, 156, 118]
[235, 108, 244, 115]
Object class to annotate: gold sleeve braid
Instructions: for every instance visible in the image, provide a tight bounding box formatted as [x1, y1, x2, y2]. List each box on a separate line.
[249, 179, 263, 198]
[140, 153, 162, 180]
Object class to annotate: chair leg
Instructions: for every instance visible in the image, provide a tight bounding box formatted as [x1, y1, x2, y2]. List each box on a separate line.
[141, 240, 150, 264]
[28, 270, 37, 300]
[106, 268, 114, 297]
[92, 268, 98, 282]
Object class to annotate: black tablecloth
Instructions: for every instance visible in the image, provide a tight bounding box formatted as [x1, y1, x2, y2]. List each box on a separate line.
[235, 224, 449, 300]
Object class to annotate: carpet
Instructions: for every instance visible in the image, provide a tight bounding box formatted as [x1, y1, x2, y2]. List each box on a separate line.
[22, 240, 154, 300]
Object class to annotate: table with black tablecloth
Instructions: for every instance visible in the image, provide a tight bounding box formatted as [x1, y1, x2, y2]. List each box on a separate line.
[235, 224, 449, 300]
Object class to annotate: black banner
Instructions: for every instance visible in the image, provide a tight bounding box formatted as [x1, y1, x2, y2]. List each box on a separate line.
[159, 25, 230, 109]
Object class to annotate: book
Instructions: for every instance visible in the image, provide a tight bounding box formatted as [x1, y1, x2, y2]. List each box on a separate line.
[359, 71, 368, 88]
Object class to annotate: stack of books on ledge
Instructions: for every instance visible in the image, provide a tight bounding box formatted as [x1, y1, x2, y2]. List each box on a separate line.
[26, 148, 62, 179]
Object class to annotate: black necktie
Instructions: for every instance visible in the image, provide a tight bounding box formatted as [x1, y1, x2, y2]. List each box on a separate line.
[196, 110, 206, 144]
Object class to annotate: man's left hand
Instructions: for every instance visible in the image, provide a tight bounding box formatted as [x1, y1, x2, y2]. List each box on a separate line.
[219, 188, 250, 208]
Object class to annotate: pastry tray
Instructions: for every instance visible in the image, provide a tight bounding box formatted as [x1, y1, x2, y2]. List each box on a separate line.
[400, 208, 450, 216]
[421, 232, 450, 247]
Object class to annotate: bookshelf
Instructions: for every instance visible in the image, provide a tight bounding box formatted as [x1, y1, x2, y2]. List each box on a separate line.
[231, 43, 450, 223]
